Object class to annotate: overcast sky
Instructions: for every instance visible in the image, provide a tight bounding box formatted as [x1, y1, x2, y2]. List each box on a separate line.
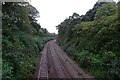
[30, 0, 118, 34]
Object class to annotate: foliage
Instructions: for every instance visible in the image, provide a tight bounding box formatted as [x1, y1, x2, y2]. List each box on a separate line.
[2, 2, 52, 79]
[57, 1, 120, 79]
[95, 2, 116, 19]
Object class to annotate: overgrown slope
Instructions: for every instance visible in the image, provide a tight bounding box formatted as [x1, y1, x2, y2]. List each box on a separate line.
[57, 1, 120, 79]
[2, 2, 52, 79]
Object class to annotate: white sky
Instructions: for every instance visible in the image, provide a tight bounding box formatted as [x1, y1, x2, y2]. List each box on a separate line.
[30, 0, 118, 34]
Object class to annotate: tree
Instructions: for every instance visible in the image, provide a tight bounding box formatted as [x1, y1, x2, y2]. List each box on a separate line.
[94, 2, 116, 19]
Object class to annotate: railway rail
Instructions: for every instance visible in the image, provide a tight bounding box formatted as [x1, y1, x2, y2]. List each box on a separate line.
[33, 40, 95, 80]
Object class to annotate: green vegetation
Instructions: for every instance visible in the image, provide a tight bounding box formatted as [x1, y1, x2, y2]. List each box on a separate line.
[57, 1, 120, 79]
[2, 2, 52, 79]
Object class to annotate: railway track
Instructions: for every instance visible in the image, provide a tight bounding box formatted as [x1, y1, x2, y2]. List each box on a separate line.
[33, 40, 95, 80]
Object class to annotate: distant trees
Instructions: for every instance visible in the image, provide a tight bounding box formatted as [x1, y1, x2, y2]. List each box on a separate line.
[69, 13, 80, 19]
